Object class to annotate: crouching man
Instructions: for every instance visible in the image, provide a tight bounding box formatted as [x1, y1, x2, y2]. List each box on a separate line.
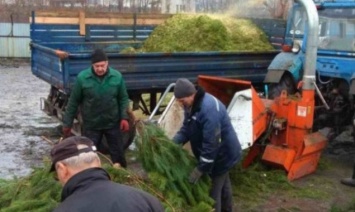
[50, 136, 164, 212]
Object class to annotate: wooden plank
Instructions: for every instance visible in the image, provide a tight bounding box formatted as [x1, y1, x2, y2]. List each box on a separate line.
[31, 17, 80, 24]
[79, 11, 85, 35]
[30, 10, 172, 25]
[34, 10, 171, 19]
[31, 17, 167, 25]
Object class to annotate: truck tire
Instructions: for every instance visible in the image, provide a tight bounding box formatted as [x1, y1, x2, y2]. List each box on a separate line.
[268, 74, 296, 99]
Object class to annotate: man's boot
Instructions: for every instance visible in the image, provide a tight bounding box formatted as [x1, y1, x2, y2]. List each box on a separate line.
[341, 164, 355, 187]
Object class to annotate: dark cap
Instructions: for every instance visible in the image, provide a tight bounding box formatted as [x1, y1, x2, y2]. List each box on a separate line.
[50, 136, 97, 172]
[174, 78, 197, 98]
[91, 49, 108, 64]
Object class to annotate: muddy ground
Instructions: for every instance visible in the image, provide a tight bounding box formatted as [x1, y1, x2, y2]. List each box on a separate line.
[0, 60, 59, 179]
[1, 61, 355, 211]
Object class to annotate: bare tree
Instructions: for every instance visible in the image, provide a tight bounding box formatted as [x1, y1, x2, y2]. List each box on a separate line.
[112, 0, 123, 11]
[0, 0, 165, 23]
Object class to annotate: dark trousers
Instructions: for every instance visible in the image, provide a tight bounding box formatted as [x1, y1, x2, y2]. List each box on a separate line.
[84, 127, 127, 167]
[210, 171, 233, 212]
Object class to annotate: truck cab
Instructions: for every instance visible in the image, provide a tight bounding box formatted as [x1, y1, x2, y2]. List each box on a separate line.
[265, 0, 355, 135]
[287, 2, 355, 52]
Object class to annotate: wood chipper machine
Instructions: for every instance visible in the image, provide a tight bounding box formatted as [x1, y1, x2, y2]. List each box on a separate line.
[152, 0, 326, 180]
[196, 0, 327, 181]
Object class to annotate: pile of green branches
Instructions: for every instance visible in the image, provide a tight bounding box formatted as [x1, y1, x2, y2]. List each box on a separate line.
[0, 122, 335, 211]
[0, 167, 61, 212]
[130, 14, 274, 53]
[0, 123, 213, 211]
[135, 122, 214, 211]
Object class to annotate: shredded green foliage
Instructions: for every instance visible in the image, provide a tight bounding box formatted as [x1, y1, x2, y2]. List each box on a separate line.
[130, 14, 274, 53]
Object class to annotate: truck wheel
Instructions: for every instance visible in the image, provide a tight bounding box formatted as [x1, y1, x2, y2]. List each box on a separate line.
[268, 74, 296, 99]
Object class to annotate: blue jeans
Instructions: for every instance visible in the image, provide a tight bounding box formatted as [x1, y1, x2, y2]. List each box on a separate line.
[210, 171, 233, 212]
[84, 127, 127, 167]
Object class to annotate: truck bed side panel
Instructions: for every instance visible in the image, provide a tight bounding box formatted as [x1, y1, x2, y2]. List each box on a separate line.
[31, 42, 278, 94]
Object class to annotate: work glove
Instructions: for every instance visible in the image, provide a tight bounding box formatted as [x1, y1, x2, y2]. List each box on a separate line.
[188, 167, 203, 184]
[120, 119, 129, 132]
[62, 127, 72, 138]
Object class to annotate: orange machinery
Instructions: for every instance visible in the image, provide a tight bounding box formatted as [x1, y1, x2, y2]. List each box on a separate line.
[197, 0, 327, 181]
[198, 76, 327, 180]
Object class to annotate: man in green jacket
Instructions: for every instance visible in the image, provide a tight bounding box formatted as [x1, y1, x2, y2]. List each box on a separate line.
[62, 49, 129, 168]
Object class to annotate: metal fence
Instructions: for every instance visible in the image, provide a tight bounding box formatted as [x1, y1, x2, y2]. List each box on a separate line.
[0, 23, 30, 58]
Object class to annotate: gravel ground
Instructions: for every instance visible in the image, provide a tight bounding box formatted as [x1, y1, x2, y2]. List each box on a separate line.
[0, 62, 59, 179]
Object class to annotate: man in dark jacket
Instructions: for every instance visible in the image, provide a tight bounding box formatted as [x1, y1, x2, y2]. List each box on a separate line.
[173, 78, 242, 212]
[50, 136, 164, 212]
[62, 49, 129, 168]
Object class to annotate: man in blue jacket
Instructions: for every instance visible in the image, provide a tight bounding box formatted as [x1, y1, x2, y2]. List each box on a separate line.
[173, 78, 242, 212]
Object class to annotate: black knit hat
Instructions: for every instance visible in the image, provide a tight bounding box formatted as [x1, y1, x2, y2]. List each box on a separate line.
[50, 136, 97, 172]
[91, 49, 108, 64]
[174, 78, 197, 98]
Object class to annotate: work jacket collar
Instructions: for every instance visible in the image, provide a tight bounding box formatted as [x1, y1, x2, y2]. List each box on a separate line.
[188, 87, 205, 117]
[61, 167, 111, 202]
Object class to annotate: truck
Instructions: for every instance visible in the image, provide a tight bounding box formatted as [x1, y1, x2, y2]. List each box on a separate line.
[264, 0, 355, 136]
[30, 10, 285, 138]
